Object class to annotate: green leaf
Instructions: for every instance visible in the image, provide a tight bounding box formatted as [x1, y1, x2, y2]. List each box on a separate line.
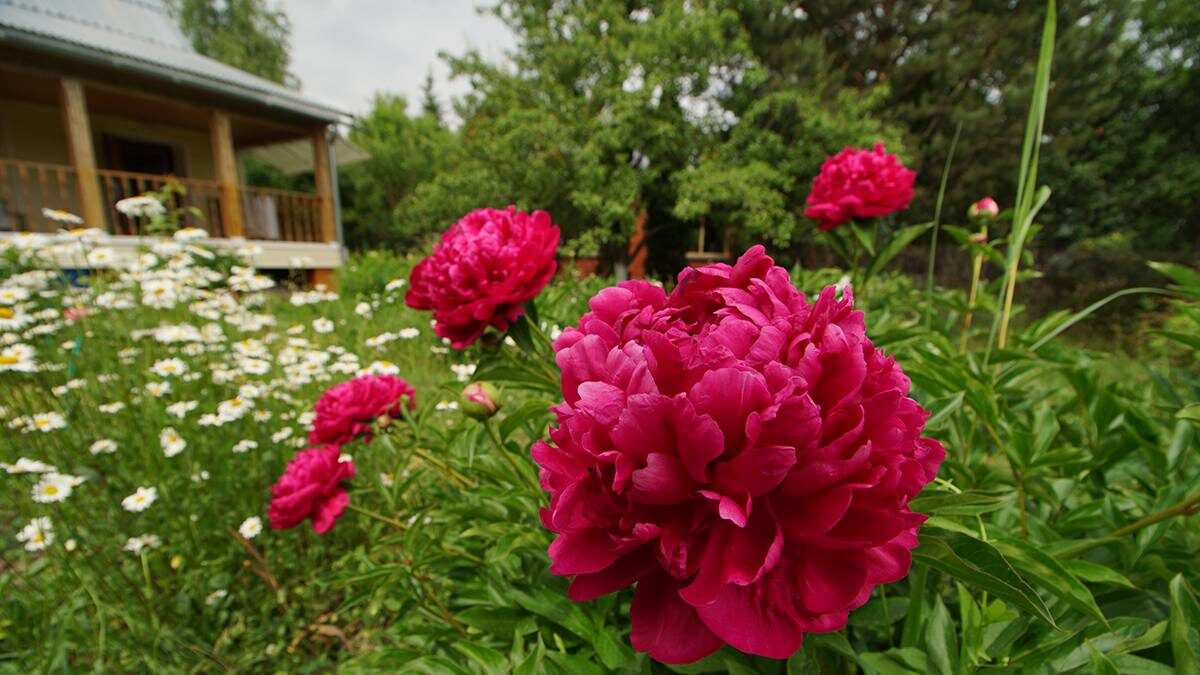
[851, 222, 877, 256]
[457, 606, 537, 638]
[1167, 419, 1195, 472]
[913, 528, 1057, 628]
[992, 538, 1108, 626]
[1169, 574, 1200, 673]
[1149, 260, 1200, 289]
[1060, 560, 1135, 588]
[900, 562, 929, 649]
[910, 490, 1008, 517]
[924, 596, 959, 675]
[498, 399, 554, 441]
[1177, 405, 1200, 423]
[452, 642, 509, 674]
[1086, 641, 1120, 675]
[866, 222, 932, 280]
[858, 648, 929, 675]
[513, 637, 545, 675]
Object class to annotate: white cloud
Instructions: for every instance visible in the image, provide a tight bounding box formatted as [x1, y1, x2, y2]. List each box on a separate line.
[280, 0, 515, 118]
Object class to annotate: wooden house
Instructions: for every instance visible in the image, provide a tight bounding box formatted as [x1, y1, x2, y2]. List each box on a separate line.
[0, 0, 362, 283]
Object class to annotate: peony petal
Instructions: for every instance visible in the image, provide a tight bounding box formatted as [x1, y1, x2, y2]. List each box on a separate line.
[311, 489, 348, 534]
[721, 444, 796, 497]
[548, 528, 625, 576]
[690, 368, 771, 451]
[694, 564, 806, 659]
[567, 546, 657, 602]
[630, 571, 724, 664]
[798, 548, 869, 614]
[629, 453, 694, 505]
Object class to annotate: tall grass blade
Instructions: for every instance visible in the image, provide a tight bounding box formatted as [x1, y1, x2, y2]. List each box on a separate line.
[990, 0, 1057, 354]
[925, 121, 963, 330]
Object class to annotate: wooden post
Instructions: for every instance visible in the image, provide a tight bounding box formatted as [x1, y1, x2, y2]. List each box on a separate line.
[209, 110, 244, 238]
[311, 126, 337, 243]
[58, 79, 105, 230]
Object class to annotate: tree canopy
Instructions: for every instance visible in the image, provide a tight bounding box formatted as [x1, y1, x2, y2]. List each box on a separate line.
[169, 0, 296, 87]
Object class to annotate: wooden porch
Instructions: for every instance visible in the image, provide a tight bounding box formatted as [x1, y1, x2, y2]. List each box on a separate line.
[0, 158, 327, 242]
[0, 69, 342, 255]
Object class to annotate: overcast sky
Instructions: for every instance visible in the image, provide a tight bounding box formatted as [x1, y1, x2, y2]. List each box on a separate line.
[280, 0, 515, 119]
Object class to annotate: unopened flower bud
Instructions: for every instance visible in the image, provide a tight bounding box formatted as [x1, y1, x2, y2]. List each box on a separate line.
[377, 414, 393, 429]
[460, 382, 501, 420]
[967, 197, 999, 224]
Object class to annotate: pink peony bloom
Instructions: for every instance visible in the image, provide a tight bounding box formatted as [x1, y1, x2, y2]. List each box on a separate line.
[406, 206, 560, 348]
[968, 196, 1000, 222]
[309, 375, 416, 446]
[268, 444, 355, 534]
[804, 143, 916, 231]
[532, 246, 944, 663]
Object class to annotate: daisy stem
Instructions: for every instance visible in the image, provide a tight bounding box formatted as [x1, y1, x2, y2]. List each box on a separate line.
[346, 502, 408, 532]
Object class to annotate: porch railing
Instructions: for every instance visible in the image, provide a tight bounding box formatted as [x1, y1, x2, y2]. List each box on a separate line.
[0, 158, 324, 242]
[97, 168, 225, 237]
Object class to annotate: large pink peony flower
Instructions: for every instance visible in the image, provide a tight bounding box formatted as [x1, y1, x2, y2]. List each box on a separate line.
[268, 444, 356, 534]
[406, 206, 560, 348]
[804, 143, 916, 231]
[532, 246, 944, 663]
[309, 375, 416, 446]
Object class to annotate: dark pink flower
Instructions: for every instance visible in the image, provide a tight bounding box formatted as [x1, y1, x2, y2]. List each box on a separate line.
[406, 206, 560, 348]
[804, 143, 916, 230]
[532, 246, 944, 663]
[268, 444, 355, 534]
[309, 375, 416, 445]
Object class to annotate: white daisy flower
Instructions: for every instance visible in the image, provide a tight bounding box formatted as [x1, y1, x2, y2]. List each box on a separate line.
[160, 427, 186, 457]
[89, 439, 118, 455]
[312, 318, 335, 333]
[2, 457, 57, 474]
[398, 327, 420, 339]
[16, 516, 53, 551]
[28, 412, 67, 432]
[232, 439, 258, 454]
[121, 486, 157, 512]
[238, 516, 262, 539]
[123, 534, 162, 554]
[99, 401, 126, 414]
[451, 363, 477, 383]
[32, 472, 82, 503]
[166, 400, 198, 419]
[151, 358, 188, 377]
[42, 208, 84, 225]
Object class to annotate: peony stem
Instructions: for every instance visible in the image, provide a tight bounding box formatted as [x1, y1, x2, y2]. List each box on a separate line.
[346, 502, 409, 532]
[959, 241, 985, 354]
[1055, 490, 1200, 559]
[483, 419, 543, 495]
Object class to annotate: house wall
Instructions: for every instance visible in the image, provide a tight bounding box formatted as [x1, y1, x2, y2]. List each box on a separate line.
[0, 98, 216, 179]
[0, 99, 70, 164]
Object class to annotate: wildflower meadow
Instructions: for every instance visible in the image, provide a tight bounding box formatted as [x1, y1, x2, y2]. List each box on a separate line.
[4, 3, 1200, 674]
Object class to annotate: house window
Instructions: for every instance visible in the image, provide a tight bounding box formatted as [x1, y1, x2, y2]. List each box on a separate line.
[101, 135, 178, 175]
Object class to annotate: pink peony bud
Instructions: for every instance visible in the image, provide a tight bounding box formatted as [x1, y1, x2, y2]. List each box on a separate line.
[460, 381, 501, 420]
[968, 197, 999, 223]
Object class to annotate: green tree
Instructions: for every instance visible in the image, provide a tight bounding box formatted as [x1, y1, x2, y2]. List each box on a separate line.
[169, 0, 296, 86]
[341, 95, 456, 249]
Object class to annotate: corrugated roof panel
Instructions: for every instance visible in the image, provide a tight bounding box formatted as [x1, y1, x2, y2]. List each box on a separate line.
[0, 0, 347, 121]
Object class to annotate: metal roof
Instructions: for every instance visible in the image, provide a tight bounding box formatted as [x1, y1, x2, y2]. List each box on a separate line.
[0, 0, 348, 122]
